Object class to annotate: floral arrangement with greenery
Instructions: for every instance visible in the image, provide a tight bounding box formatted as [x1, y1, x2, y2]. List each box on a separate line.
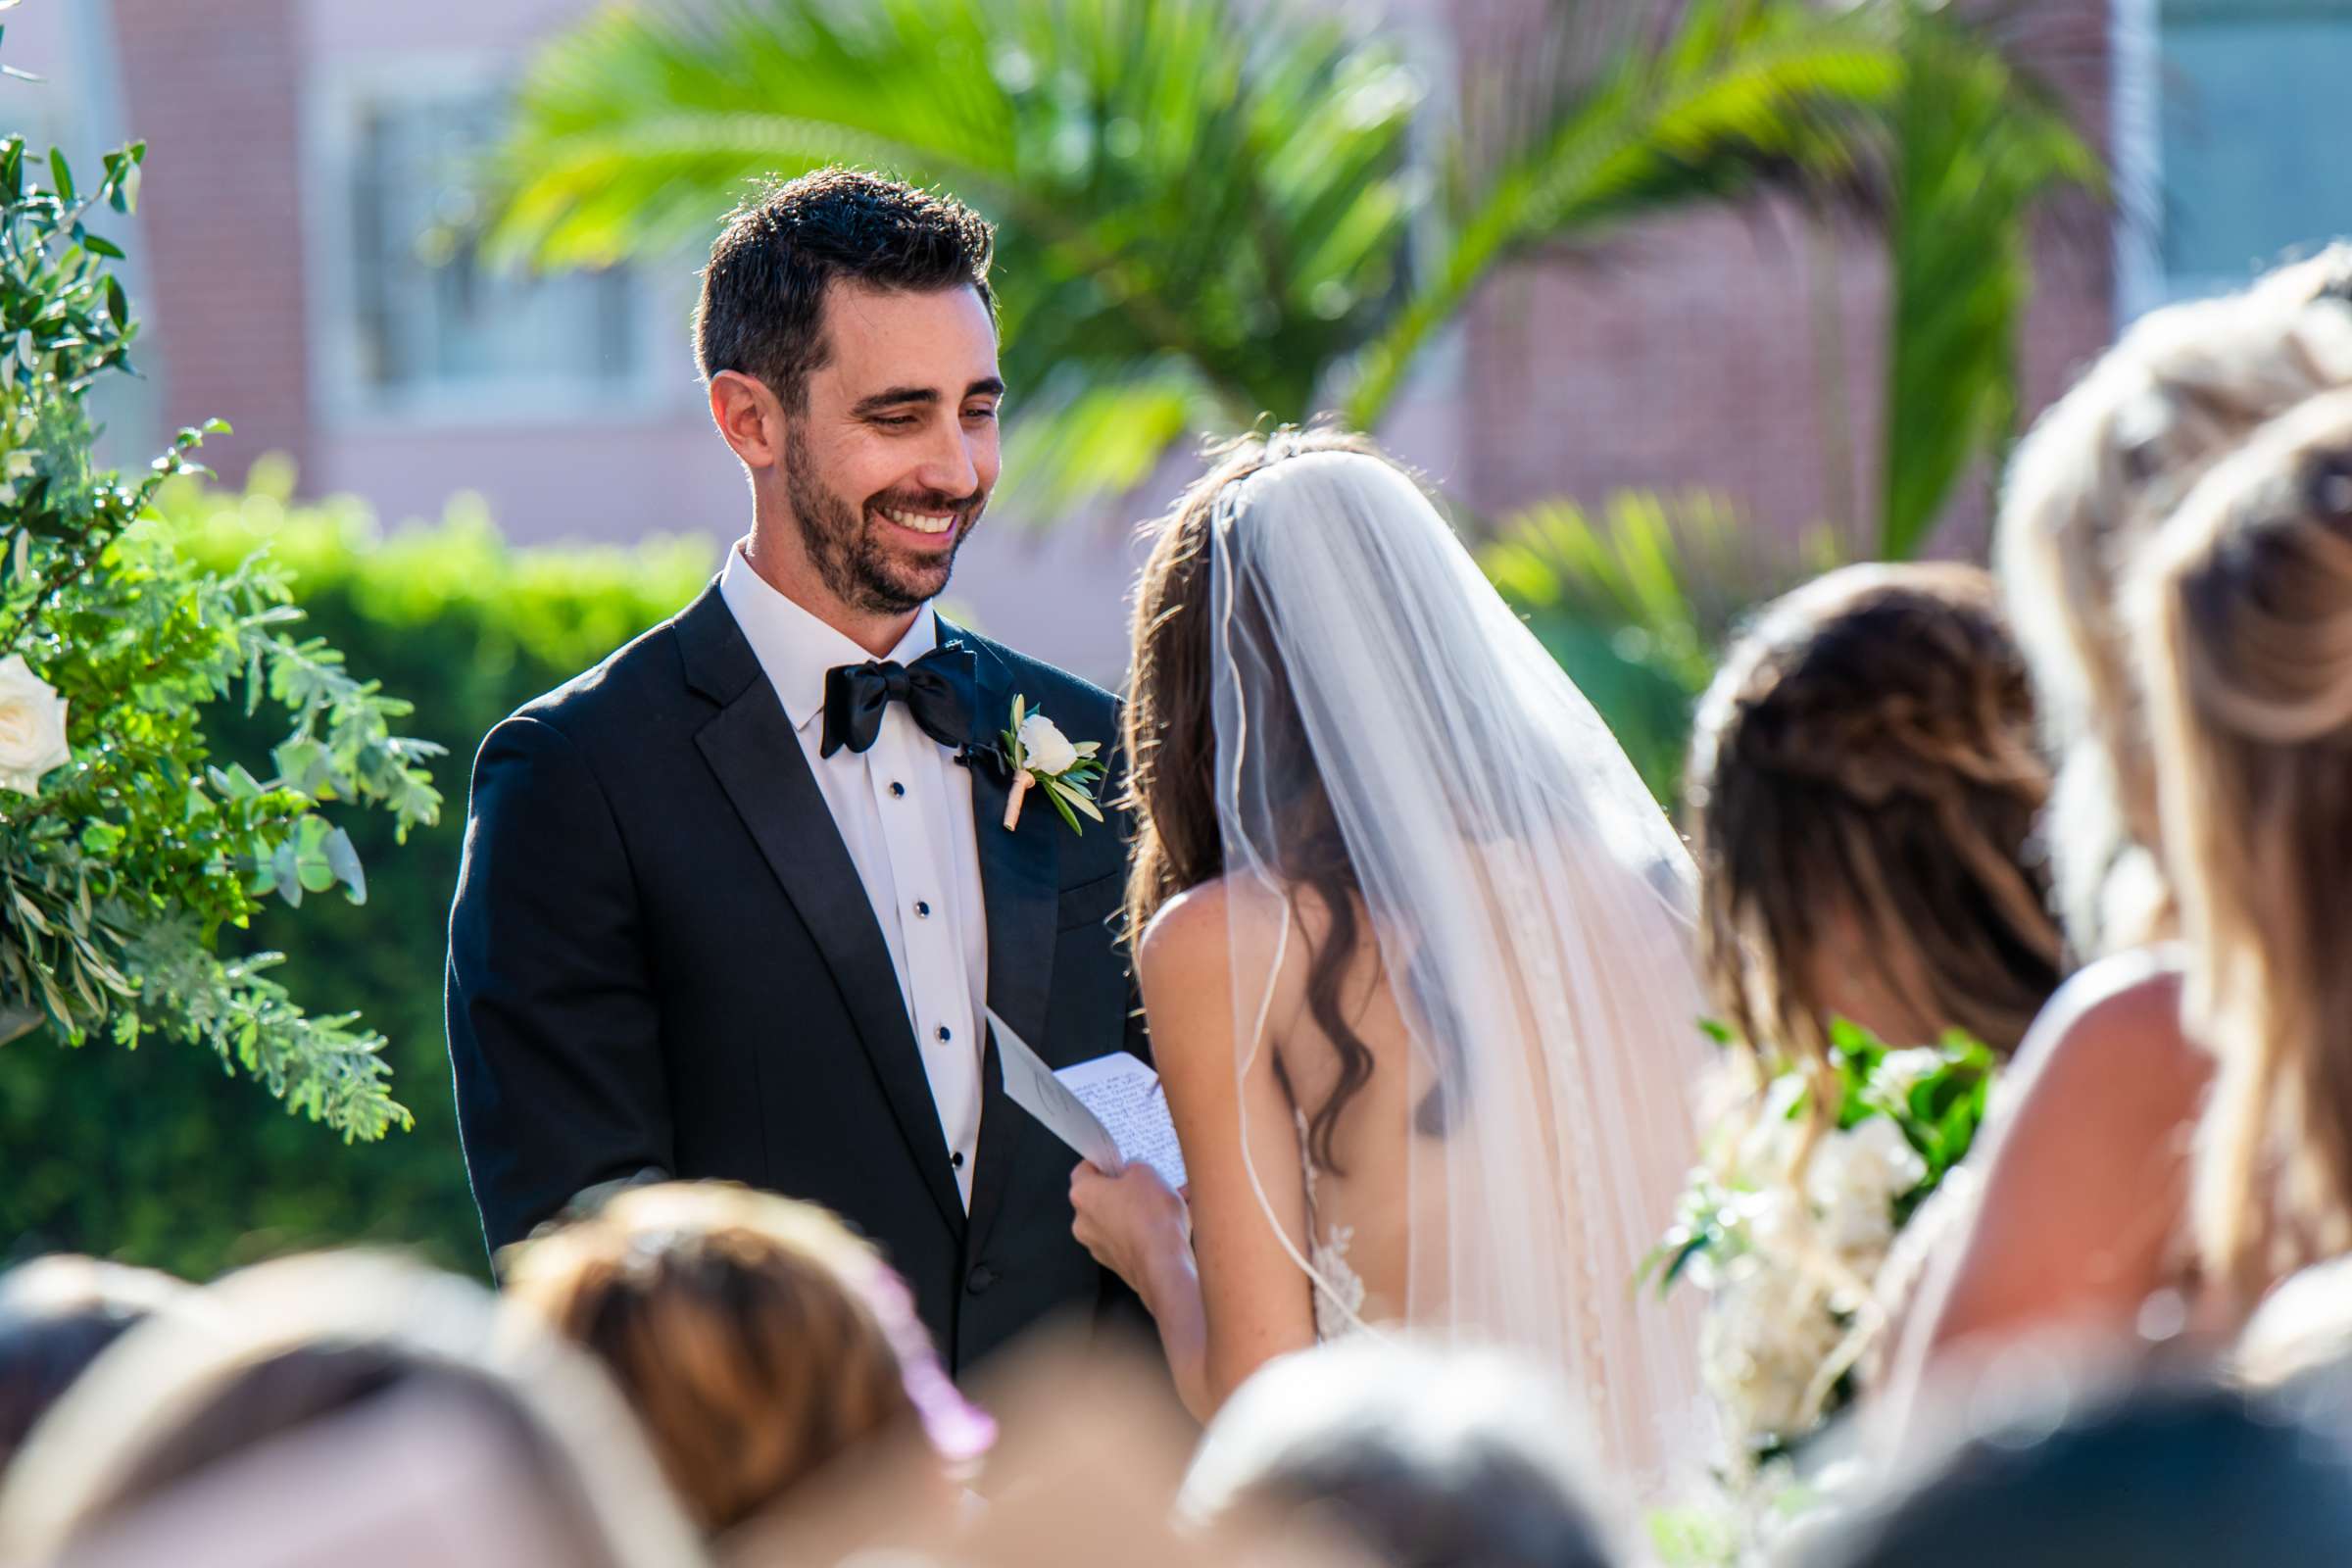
[0, 109, 436, 1139]
[1652, 1019, 1998, 1464]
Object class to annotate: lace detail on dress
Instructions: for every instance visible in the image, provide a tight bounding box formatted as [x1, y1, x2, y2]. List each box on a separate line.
[1296, 1107, 1367, 1341]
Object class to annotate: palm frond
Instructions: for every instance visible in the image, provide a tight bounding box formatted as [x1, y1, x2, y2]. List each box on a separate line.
[1485, 489, 1801, 695]
[1876, 10, 2103, 558]
[992, 357, 1224, 525]
[1483, 487, 1832, 802]
[1345, 0, 1901, 429]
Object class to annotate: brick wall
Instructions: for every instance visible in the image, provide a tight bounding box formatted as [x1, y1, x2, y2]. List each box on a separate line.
[1445, 0, 2117, 557]
[111, 0, 311, 486]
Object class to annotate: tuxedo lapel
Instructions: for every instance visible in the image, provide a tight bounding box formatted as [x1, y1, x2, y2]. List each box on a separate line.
[678, 587, 966, 1239]
[948, 624, 1061, 1251]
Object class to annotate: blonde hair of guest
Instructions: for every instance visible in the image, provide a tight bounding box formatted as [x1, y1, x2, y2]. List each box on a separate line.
[501, 1182, 936, 1538]
[2136, 386, 2352, 1309]
[1998, 245, 2352, 956]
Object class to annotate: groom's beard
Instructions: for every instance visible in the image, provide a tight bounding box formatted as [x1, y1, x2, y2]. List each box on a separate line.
[784, 424, 985, 615]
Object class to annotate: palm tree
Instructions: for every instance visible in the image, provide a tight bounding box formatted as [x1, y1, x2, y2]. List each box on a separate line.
[1873, 2, 2102, 560]
[487, 0, 1912, 514]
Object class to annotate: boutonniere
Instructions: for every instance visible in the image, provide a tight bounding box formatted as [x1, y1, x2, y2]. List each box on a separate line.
[1000, 695, 1105, 834]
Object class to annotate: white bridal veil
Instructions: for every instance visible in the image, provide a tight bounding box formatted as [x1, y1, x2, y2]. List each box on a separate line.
[1208, 450, 1713, 1483]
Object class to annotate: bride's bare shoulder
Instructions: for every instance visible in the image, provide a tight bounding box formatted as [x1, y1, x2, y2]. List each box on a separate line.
[1137, 875, 1295, 982]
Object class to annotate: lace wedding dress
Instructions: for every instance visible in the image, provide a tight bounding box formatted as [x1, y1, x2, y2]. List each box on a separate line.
[1296, 1107, 1367, 1343]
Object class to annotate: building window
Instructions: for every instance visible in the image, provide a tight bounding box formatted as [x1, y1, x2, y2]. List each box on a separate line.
[2118, 0, 2352, 315]
[319, 73, 661, 419]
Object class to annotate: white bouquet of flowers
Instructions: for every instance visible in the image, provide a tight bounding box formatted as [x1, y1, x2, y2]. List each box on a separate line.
[1651, 1022, 1995, 1465]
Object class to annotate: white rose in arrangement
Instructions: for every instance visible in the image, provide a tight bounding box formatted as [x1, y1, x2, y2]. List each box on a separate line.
[1017, 710, 1079, 775]
[1806, 1116, 1929, 1261]
[0, 655, 71, 797]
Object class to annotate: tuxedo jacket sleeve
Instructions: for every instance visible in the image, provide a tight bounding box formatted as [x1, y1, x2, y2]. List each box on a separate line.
[446, 713, 671, 1255]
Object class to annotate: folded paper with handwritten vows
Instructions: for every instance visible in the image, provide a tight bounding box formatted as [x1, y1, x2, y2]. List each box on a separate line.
[988, 1006, 1188, 1191]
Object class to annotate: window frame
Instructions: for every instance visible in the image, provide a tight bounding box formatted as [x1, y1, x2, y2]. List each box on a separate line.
[2111, 0, 2352, 321]
[301, 51, 689, 431]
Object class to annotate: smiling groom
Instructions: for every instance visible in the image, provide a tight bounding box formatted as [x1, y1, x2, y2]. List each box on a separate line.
[446, 170, 1148, 1372]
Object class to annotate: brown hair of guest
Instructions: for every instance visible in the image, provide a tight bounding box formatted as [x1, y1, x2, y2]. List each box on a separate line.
[1122, 425, 1402, 1172]
[2137, 388, 2352, 1307]
[501, 1181, 924, 1536]
[1686, 563, 2064, 1088]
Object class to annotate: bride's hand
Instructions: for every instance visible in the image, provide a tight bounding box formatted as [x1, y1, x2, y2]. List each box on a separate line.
[1068, 1160, 1190, 1292]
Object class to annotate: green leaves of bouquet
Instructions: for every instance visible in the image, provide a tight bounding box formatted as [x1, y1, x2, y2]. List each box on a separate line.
[1652, 1018, 1994, 1296]
[0, 98, 438, 1141]
[1822, 1017, 1995, 1227]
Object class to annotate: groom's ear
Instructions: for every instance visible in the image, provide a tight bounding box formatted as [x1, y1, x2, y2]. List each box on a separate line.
[709, 369, 786, 470]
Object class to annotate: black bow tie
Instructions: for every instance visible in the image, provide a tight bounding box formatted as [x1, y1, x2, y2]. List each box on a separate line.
[820, 643, 975, 759]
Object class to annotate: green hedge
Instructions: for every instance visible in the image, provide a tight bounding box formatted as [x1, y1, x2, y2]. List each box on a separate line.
[0, 462, 713, 1281]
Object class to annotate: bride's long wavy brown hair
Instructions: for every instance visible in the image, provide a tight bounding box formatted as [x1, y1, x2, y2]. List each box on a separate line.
[1122, 427, 1388, 1172]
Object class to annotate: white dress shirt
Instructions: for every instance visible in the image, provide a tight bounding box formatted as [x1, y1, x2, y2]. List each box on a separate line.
[718, 541, 989, 1206]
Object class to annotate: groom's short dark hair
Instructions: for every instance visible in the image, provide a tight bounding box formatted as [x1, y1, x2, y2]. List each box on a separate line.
[695, 168, 997, 414]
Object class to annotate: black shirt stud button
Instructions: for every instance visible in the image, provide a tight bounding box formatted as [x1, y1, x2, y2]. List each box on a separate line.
[966, 1264, 997, 1296]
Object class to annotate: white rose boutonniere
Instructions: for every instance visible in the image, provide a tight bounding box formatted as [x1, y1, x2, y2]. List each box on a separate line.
[1018, 710, 1079, 775]
[1000, 695, 1104, 834]
[0, 655, 72, 798]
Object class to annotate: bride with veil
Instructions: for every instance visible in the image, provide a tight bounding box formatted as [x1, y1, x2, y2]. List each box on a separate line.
[1069, 429, 1713, 1486]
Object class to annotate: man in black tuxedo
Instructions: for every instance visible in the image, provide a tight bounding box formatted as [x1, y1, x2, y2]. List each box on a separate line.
[446, 169, 1147, 1373]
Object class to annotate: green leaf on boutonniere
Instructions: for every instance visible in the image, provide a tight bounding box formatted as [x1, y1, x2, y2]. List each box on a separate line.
[1044, 774, 1104, 823]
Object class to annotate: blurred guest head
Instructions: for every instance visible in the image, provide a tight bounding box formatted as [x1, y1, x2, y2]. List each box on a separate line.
[1178, 1338, 1617, 1568]
[0, 1255, 188, 1474]
[2135, 386, 2352, 1306]
[1997, 245, 2352, 956]
[2238, 1254, 2352, 1390]
[2236, 1255, 2352, 1465]
[1688, 562, 2062, 1069]
[1788, 1376, 2352, 1567]
[502, 1181, 987, 1538]
[0, 1250, 699, 1566]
